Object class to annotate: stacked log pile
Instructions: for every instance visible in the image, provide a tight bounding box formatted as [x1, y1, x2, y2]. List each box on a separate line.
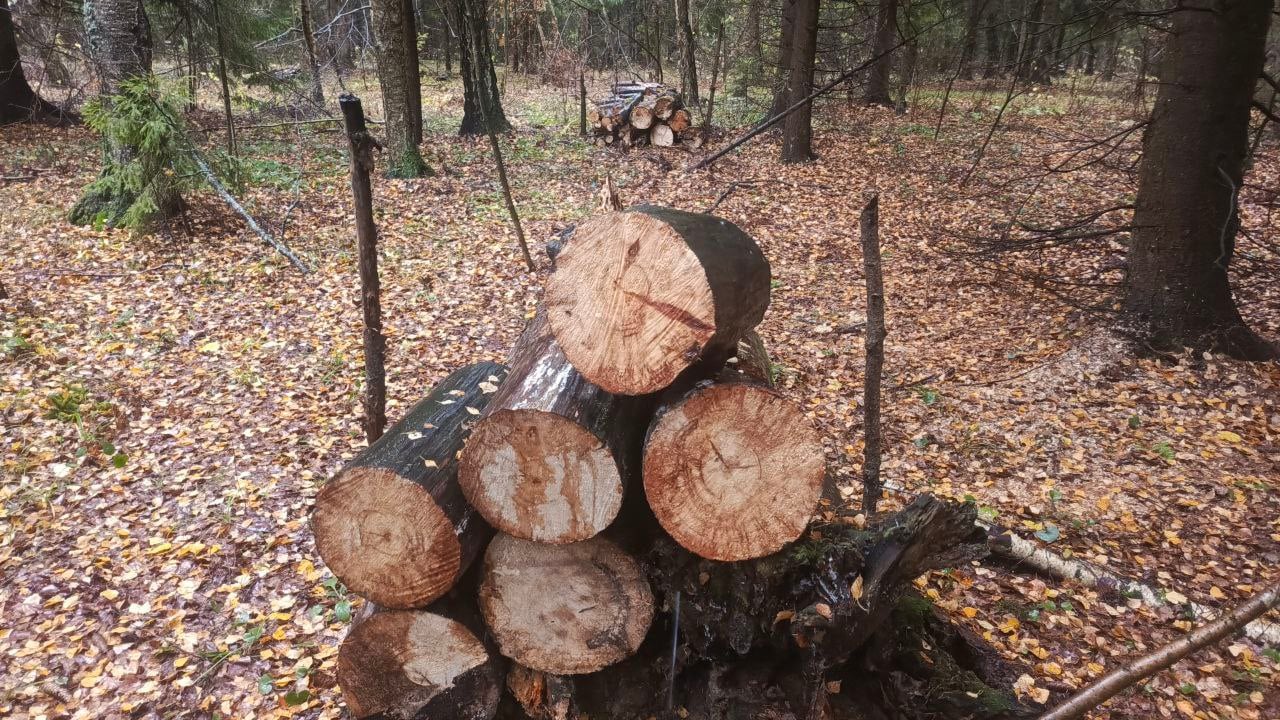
[587, 82, 703, 149]
[310, 205, 1029, 719]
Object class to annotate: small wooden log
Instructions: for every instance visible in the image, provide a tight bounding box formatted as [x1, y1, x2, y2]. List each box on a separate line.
[312, 362, 506, 608]
[653, 94, 676, 120]
[478, 534, 654, 675]
[545, 205, 771, 395]
[643, 374, 825, 561]
[682, 127, 705, 149]
[630, 104, 654, 130]
[668, 108, 692, 133]
[337, 609, 501, 719]
[458, 312, 651, 544]
[506, 665, 576, 720]
[650, 122, 675, 147]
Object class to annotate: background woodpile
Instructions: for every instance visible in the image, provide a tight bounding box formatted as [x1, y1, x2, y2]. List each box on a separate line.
[587, 82, 704, 149]
[310, 205, 1019, 719]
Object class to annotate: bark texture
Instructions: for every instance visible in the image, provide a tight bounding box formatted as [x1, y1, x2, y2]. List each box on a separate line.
[371, 0, 431, 177]
[674, 0, 699, 104]
[544, 205, 772, 395]
[864, 0, 898, 106]
[1123, 0, 1278, 360]
[780, 0, 818, 162]
[311, 362, 507, 608]
[455, 0, 510, 134]
[299, 0, 325, 104]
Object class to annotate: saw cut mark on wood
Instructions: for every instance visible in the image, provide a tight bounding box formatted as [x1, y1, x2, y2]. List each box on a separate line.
[478, 534, 654, 675]
[644, 384, 826, 560]
[545, 206, 771, 395]
[311, 362, 505, 608]
[337, 610, 500, 719]
[313, 468, 461, 605]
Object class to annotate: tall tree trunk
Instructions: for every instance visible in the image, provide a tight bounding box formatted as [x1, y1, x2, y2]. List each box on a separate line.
[982, 6, 999, 78]
[71, 0, 179, 226]
[0, 0, 70, 123]
[958, 0, 982, 81]
[768, 0, 797, 119]
[780, 0, 818, 162]
[212, 0, 237, 168]
[674, 0, 698, 104]
[299, 0, 325, 104]
[863, 0, 897, 106]
[371, 0, 431, 176]
[455, 0, 510, 134]
[1123, 0, 1278, 360]
[403, 0, 422, 143]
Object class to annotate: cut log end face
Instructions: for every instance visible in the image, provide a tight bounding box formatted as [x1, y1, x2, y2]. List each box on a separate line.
[644, 384, 826, 561]
[479, 534, 654, 675]
[312, 468, 461, 608]
[545, 211, 716, 395]
[460, 409, 623, 544]
[338, 611, 496, 719]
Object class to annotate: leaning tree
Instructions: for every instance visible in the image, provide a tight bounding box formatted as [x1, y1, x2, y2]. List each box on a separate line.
[1123, 0, 1278, 360]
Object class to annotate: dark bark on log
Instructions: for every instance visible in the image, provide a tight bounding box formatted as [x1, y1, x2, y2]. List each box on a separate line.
[478, 533, 655, 675]
[312, 361, 507, 608]
[459, 311, 653, 543]
[545, 205, 772, 395]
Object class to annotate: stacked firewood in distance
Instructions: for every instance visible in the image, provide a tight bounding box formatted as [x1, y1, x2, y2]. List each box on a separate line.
[309, 204, 833, 718]
[587, 82, 704, 149]
[310, 205, 1002, 718]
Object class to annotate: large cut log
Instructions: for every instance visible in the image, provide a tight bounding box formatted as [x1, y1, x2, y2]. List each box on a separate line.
[337, 609, 501, 719]
[643, 338, 824, 561]
[668, 108, 692, 133]
[478, 534, 654, 675]
[630, 103, 654, 130]
[544, 205, 771, 395]
[649, 122, 674, 147]
[458, 312, 651, 544]
[311, 362, 506, 608]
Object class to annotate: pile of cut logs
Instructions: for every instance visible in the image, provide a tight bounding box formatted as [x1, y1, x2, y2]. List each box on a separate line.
[310, 206, 1016, 719]
[587, 82, 703, 149]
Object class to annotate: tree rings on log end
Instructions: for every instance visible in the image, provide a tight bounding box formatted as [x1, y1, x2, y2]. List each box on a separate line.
[644, 384, 825, 561]
[479, 534, 654, 675]
[545, 210, 718, 394]
[312, 468, 461, 608]
[460, 409, 624, 543]
[337, 610, 499, 719]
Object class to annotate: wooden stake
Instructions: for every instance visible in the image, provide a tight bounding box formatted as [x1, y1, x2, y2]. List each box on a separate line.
[340, 94, 388, 443]
[860, 193, 884, 514]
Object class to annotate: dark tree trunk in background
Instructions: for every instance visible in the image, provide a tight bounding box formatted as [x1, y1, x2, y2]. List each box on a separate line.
[958, 0, 982, 81]
[674, 0, 699, 104]
[403, 0, 422, 143]
[455, 0, 510, 134]
[71, 0, 180, 225]
[864, 0, 897, 106]
[1124, 0, 1278, 360]
[780, 0, 818, 162]
[982, 6, 999, 78]
[740, 0, 763, 93]
[299, 0, 325, 104]
[1, 0, 72, 123]
[371, 0, 431, 176]
[1016, 0, 1048, 83]
[768, 0, 797, 119]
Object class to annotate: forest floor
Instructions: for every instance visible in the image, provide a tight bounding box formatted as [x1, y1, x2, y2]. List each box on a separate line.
[2, 71, 1279, 720]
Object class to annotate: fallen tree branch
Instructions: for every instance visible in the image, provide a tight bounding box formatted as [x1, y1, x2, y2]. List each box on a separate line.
[985, 524, 1280, 646]
[1039, 581, 1280, 720]
[188, 152, 311, 273]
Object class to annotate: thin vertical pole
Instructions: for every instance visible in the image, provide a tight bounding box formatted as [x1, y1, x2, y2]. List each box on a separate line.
[860, 193, 884, 514]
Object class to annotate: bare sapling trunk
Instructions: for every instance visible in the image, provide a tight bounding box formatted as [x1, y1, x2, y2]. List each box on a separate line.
[340, 95, 389, 442]
[299, 0, 325, 104]
[860, 194, 885, 514]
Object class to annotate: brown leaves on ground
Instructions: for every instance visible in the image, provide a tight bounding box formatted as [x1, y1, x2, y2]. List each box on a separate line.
[2, 77, 1278, 719]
